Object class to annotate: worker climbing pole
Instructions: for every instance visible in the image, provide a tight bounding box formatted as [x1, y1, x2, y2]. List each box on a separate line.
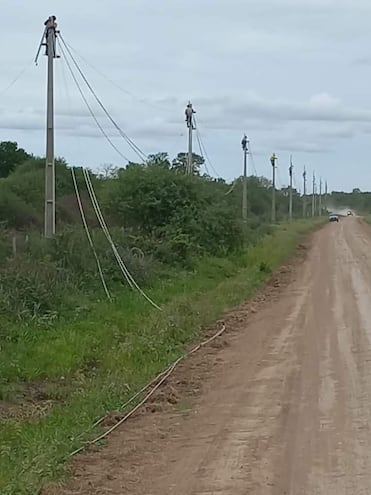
[185, 101, 196, 174]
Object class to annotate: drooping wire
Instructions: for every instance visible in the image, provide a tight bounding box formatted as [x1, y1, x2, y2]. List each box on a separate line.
[193, 116, 221, 178]
[197, 130, 221, 178]
[276, 167, 284, 189]
[293, 171, 300, 193]
[82, 167, 162, 310]
[82, 166, 134, 289]
[59, 33, 147, 162]
[195, 129, 211, 176]
[0, 63, 32, 98]
[61, 40, 165, 112]
[224, 180, 239, 196]
[58, 41, 130, 163]
[248, 142, 258, 176]
[83, 167, 162, 310]
[57, 51, 72, 105]
[71, 167, 112, 301]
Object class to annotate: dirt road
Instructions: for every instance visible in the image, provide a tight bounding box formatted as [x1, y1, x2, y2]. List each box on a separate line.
[57, 217, 371, 494]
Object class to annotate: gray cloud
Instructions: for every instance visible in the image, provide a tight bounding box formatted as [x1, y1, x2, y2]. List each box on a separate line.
[1, 0, 371, 190]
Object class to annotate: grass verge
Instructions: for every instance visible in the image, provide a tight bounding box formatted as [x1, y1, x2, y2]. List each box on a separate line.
[0, 219, 323, 494]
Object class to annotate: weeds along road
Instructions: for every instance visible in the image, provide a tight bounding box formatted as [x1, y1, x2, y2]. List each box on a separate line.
[57, 217, 371, 495]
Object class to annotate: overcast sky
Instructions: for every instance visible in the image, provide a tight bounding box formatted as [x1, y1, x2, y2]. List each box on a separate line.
[1, 0, 371, 191]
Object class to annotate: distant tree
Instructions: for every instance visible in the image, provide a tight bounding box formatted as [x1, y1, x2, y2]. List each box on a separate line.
[171, 152, 204, 175]
[146, 152, 170, 168]
[98, 163, 119, 179]
[0, 141, 30, 178]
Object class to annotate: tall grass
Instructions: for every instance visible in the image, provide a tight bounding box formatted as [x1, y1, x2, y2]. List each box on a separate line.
[0, 219, 323, 494]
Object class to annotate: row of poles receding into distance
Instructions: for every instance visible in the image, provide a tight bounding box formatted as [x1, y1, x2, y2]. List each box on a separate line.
[188, 103, 328, 224]
[264, 150, 328, 224]
[37, 16, 327, 238]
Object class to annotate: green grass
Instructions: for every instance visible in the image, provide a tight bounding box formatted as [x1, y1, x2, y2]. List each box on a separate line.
[0, 219, 323, 494]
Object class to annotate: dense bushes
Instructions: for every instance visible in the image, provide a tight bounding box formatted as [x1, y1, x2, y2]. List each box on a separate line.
[0, 228, 166, 323]
[0, 145, 310, 323]
[102, 163, 244, 260]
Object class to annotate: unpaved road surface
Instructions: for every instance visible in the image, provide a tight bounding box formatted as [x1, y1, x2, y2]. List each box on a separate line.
[56, 218, 371, 494]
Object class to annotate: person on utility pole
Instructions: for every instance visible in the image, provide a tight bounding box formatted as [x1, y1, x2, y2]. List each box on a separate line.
[185, 102, 196, 175]
[312, 173, 316, 217]
[270, 153, 277, 223]
[44, 16, 57, 56]
[36, 15, 59, 238]
[303, 167, 307, 218]
[241, 134, 249, 222]
[289, 155, 293, 222]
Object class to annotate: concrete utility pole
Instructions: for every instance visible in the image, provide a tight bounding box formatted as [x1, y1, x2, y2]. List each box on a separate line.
[35, 16, 59, 238]
[270, 153, 277, 223]
[312, 173, 316, 217]
[185, 101, 196, 175]
[303, 167, 307, 218]
[324, 180, 328, 213]
[241, 134, 249, 222]
[289, 155, 293, 221]
[319, 178, 322, 216]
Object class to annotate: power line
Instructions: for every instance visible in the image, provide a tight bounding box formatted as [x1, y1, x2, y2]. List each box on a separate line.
[0, 63, 32, 98]
[224, 180, 238, 196]
[59, 33, 147, 162]
[71, 167, 112, 300]
[276, 166, 284, 189]
[193, 117, 221, 178]
[292, 171, 299, 192]
[62, 40, 165, 112]
[195, 130, 211, 176]
[82, 168, 162, 310]
[56, 51, 71, 105]
[58, 41, 130, 162]
[248, 142, 258, 176]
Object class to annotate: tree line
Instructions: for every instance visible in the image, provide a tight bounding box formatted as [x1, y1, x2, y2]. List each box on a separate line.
[1, 140, 354, 322]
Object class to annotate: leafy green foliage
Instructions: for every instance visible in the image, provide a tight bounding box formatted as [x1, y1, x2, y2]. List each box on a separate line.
[0, 141, 30, 178]
[0, 140, 316, 324]
[0, 219, 321, 494]
[102, 162, 243, 263]
[329, 189, 371, 213]
[0, 142, 327, 494]
[171, 151, 204, 174]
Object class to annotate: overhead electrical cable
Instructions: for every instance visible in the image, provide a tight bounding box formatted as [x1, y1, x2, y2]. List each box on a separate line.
[82, 168, 162, 310]
[61, 40, 165, 112]
[71, 167, 112, 301]
[195, 129, 211, 176]
[58, 41, 130, 162]
[193, 116, 222, 178]
[248, 142, 258, 176]
[59, 33, 147, 162]
[0, 63, 32, 98]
